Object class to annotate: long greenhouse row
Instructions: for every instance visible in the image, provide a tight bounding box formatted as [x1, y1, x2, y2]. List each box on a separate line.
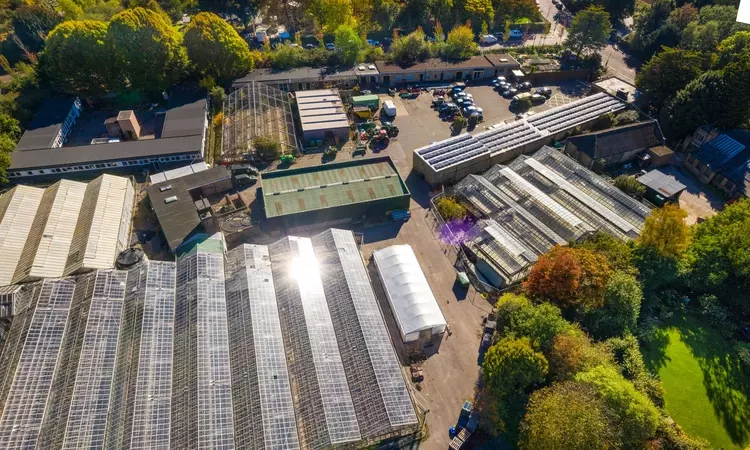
[0, 230, 418, 450]
[455, 146, 651, 288]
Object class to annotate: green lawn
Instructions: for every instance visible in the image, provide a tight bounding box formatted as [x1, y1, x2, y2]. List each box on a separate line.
[643, 315, 750, 450]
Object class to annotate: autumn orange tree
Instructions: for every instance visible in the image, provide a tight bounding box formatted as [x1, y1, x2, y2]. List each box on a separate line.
[523, 246, 612, 310]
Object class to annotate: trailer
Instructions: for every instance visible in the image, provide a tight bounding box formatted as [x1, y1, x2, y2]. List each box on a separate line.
[351, 94, 380, 110]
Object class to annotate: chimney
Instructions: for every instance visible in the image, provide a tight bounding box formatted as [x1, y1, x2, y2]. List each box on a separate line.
[117, 110, 141, 140]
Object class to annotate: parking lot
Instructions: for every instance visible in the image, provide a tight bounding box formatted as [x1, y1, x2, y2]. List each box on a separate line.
[379, 80, 589, 166]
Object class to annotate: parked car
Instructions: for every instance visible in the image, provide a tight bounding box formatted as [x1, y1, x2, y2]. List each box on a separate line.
[325, 42, 336, 50]
[511, 92, 533, 106]
[234, 173, 257, 186]
[535, 87, 553, 98]
[502, 88, 518, 98]
[453, 91, 468, 100]
[479, 34, 498, 45]
[366, 39, 380, 46]
[439, 103, 459, 115]
[531, 94, 547, 105]
[458, 98, 474, 108]
[497, 85, 511, 94]
[304, 43, 316, 49]
[509, 29, 524, 38]
[518, 81, 533, 91]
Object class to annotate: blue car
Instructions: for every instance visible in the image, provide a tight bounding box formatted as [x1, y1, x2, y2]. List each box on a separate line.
[366, 39, 380, 46]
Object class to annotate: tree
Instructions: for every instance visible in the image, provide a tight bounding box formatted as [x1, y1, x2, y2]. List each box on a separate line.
[184, 12, 255, 81]
[463, 0, 494, 27]
[629, 0, 678, 59]
[390, 27, 430, 65]
[698, 4, 750, 41]
[660, 70, 727, 139]
[520, 381, 615, 450]
[666, 3, 698, 30]
[107, 7, 188, 92]
[334, 25, 363, 66]
[613, 175, 646, 197]
[492, 0, 538, 26]
[0, 113, 21, 140]
[444, 24, 478, 59]
[586, 272, 642, 339]
[638, 204, 690, 259]
[209, 86, 225, 113]
[41, 20, 116, 95]
[574, 232, 637, 276]
[11, 5, 62, 53]
[685, 199, 750, 313]
[311, 0, 355, 32]
[435, 196, 467, 221]
[680, 20, 720, 53]
[268, 44, 306, 70]
[575, 365, 660, 447]
[523, 246, 612, 310]
[483, 337, 548, 397]
[564, 6, 610, 56]
[434, 20, 445, 42]
[716, 31, 750, 68]
[636, 47, 704, 110]
[547, 329, 613, 381]
[495, 294, 572, 351]
[601, 0, 636, 22]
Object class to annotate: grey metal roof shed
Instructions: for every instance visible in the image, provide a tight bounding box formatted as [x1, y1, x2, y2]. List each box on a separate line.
[637, 169, 687, 200]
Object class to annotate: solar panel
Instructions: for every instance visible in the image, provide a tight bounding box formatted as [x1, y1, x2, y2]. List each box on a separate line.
[130, 261, 176, 450]
[291, 237, 361, 444]
[326, 230, 418, 427]
[0, 279, 76, 449]
[62, 270, 127, 450]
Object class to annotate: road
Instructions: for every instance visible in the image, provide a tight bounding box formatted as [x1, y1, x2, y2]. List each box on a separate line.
[479, 0, 637, 84]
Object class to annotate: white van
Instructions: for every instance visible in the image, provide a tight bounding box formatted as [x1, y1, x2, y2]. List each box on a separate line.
[383, 100, 397, 117]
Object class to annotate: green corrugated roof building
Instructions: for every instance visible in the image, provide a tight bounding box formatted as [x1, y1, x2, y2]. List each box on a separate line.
[261, 156, 410, 228]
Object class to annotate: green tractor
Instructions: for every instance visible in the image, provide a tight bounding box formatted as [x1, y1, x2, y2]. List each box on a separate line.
[381, 122, 400, 138]
[280, 154, 295, 164]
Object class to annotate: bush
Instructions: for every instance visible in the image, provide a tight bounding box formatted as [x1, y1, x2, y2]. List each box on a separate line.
[253, 136, 282, 160]
[615, 110, 639, 126]
[435, 196, 467, 221]
[209, 86, 226, 114]
[697, 294, 735, 338]
[516, 96, 532, 111]
[614, 175, 646, 197]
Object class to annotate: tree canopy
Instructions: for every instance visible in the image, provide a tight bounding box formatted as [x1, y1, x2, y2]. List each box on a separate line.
[495, 294, 572, 351]
[564, 6, 610, 56]
[107, 7, 188, 92]
[524, 246, 612, 310]
[390, 27, 431, 65]
[638, 204, 691, 259]
[41, 20, 115, 95]
[444, 24, 478, 60]
[520, 381, 615, 450]
[483, 337, 548, 397]
[586, 271, 642, 339]
[334, 25, 363, 66]
[184, 12, 256, 81]
[636, 47, 705, 110]
[547, 329, 613, 381]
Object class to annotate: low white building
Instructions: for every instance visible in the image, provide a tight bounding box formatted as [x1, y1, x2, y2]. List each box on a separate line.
[373, 245, 447, 343]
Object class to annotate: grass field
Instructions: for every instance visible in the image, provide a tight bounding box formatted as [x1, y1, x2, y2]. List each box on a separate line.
[643, 315, 750, 450]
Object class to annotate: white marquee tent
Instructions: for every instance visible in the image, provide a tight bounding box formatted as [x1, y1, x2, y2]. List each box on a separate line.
[373, 245, 447, 343]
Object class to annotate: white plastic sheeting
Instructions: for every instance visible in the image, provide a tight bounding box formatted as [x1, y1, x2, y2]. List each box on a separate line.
[373, 245, 447, 342]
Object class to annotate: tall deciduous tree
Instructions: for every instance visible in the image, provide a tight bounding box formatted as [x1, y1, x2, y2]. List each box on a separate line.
[444, 23, 478, 59]
[523, 246, 612, 310]
[636, 47, 704, 110]
[520, 381, 614, 450]
[390, 27, 430, 65]
[575, 365, 660, 447]
[311, 0, 355, 32]
[334, 25, 363, 65]
[585, 271, 642, 339]
[107, 7, 188, 92]
[41, 20, 117, 95]
[483, 337, 548, 397]
[638, 204, 690, 259]
[184, 12, 255, 81]
[716, 31, 750, 68]
[546, 329, 612, 381]
[494, 294, 572, 351]
[11, 5, 62, 53]
[564, 6, 610, 56]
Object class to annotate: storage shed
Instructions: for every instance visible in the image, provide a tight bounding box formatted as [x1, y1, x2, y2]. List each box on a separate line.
[373, 245, 447, 344]
[351, 94, 380, 110]
[295, 89, 350, 142]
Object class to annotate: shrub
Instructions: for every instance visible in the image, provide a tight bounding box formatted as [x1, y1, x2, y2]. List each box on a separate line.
[253, 136, 282, 160]
[734, 342, 750, 376]
[453, 115, 467, 132]
[614, 175, 646, 197]
[435, 196, 467, 221]
[696, 294, 736, 338]
[209, 86, 226, 114]
[615, 110, 639, 126]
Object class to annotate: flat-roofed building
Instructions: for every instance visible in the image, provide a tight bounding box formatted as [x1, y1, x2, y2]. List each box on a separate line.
[260, 156, 410, 231]
[295, 89, 350, 141]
